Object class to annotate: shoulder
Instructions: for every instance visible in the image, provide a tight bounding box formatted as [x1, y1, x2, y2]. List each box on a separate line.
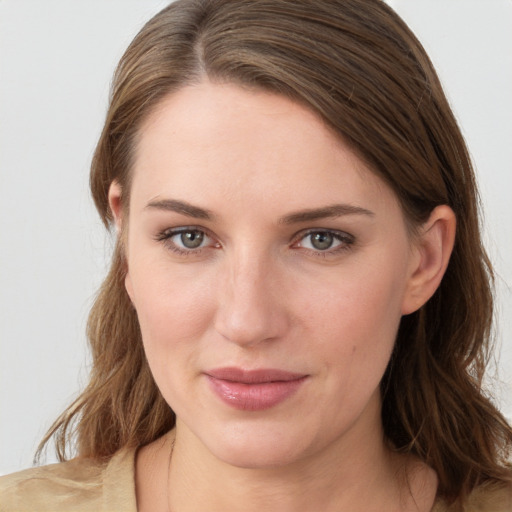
[464, 480, 512, 512]
[0, 447, 137, 512]
[433, 480, 512, 512]
[0, 457, 105, 511]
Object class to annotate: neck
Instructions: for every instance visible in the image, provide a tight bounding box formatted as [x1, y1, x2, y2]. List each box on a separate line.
[160, 396, 436, 512]
[171, 435, 393, 512]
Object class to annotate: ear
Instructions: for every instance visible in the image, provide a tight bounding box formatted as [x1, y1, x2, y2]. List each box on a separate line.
[108, 180, 123, 232]
[107, 180, 135, 304]
[401, 205, 456, 315]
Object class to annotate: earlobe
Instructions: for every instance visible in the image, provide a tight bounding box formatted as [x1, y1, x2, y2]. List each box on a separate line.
[401, 205, 456, 315]
[108, 180, 124, 232]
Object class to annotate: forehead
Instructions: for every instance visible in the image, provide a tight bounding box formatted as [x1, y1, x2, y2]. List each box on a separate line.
[130, 81, 398, 217]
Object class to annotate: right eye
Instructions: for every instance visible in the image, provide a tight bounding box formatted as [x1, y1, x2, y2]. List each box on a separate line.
[174, 229, 206, 249]
[156, 227, 219, 255]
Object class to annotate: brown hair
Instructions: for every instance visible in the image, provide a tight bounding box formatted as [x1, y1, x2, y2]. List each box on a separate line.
[39, 0, 512, 506]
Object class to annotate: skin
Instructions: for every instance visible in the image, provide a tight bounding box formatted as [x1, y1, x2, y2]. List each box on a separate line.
[109, 81, 456, 511]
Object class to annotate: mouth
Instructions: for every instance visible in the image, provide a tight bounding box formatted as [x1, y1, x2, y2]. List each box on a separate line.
[204, 367, 308, 411]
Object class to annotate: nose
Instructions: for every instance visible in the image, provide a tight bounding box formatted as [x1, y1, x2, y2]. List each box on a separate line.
[213, 249, 289, 347]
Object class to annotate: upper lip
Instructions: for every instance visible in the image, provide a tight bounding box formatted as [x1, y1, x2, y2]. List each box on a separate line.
[205, 367, 307, 384]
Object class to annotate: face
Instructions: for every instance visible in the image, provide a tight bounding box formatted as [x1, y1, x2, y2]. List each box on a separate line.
[118, 81, 422, 469]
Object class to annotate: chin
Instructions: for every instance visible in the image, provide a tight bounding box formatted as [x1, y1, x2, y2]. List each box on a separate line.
[218, 443, 305, 470]
[202, 421, 313, 469]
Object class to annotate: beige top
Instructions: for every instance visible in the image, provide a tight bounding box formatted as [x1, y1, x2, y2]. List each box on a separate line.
[0, 448, 137, 511]
[1, 447, 511, 511]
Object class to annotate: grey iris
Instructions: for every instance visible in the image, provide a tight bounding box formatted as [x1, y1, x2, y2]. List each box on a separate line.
[181, 230, 204, 248]
[311, 232, 334, 250]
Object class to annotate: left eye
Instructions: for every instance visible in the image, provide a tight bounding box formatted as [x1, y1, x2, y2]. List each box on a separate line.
[297, 230, 353, 251]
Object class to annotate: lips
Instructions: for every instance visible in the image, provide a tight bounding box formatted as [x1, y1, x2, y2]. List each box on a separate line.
[205, 367, 308, 411]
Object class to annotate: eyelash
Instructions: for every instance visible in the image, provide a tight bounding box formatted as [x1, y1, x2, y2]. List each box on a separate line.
[155, 226, 218, 256]
[292, 229, 355, 257]
[154, 227, 355, 257]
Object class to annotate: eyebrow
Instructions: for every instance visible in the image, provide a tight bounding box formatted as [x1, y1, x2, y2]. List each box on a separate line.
[144, 198, 374, 223]
[279, 204, 374, 224]
[144, 199, 215, 220]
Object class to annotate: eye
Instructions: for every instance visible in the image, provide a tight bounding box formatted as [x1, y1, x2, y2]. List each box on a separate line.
[304, 231, 337, 251]
[176, 229, 206, 249]
[294, 229, 354, 254]
[155, 227, 219, 254]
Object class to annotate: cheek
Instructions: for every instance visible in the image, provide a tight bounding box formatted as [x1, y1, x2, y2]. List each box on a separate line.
[126, 257, 216, 366]
[318, 296, 400, 433]
[300, 253, 408, 382]
[305, 257, 406, 340]
[127, 265, 220, 414]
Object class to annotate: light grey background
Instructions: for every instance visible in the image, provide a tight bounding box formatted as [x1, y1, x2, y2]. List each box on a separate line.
[1, 0, 511, 475]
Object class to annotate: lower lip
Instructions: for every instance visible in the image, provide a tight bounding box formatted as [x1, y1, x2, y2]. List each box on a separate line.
[206, 375, 307, 411]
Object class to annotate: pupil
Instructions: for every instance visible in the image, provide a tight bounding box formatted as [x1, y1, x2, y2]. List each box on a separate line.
[311, 232, 333, 250]
[181, 231, 204, 249]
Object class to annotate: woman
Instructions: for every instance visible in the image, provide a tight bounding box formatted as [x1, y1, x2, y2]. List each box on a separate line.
[1, 0, 511, 510]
